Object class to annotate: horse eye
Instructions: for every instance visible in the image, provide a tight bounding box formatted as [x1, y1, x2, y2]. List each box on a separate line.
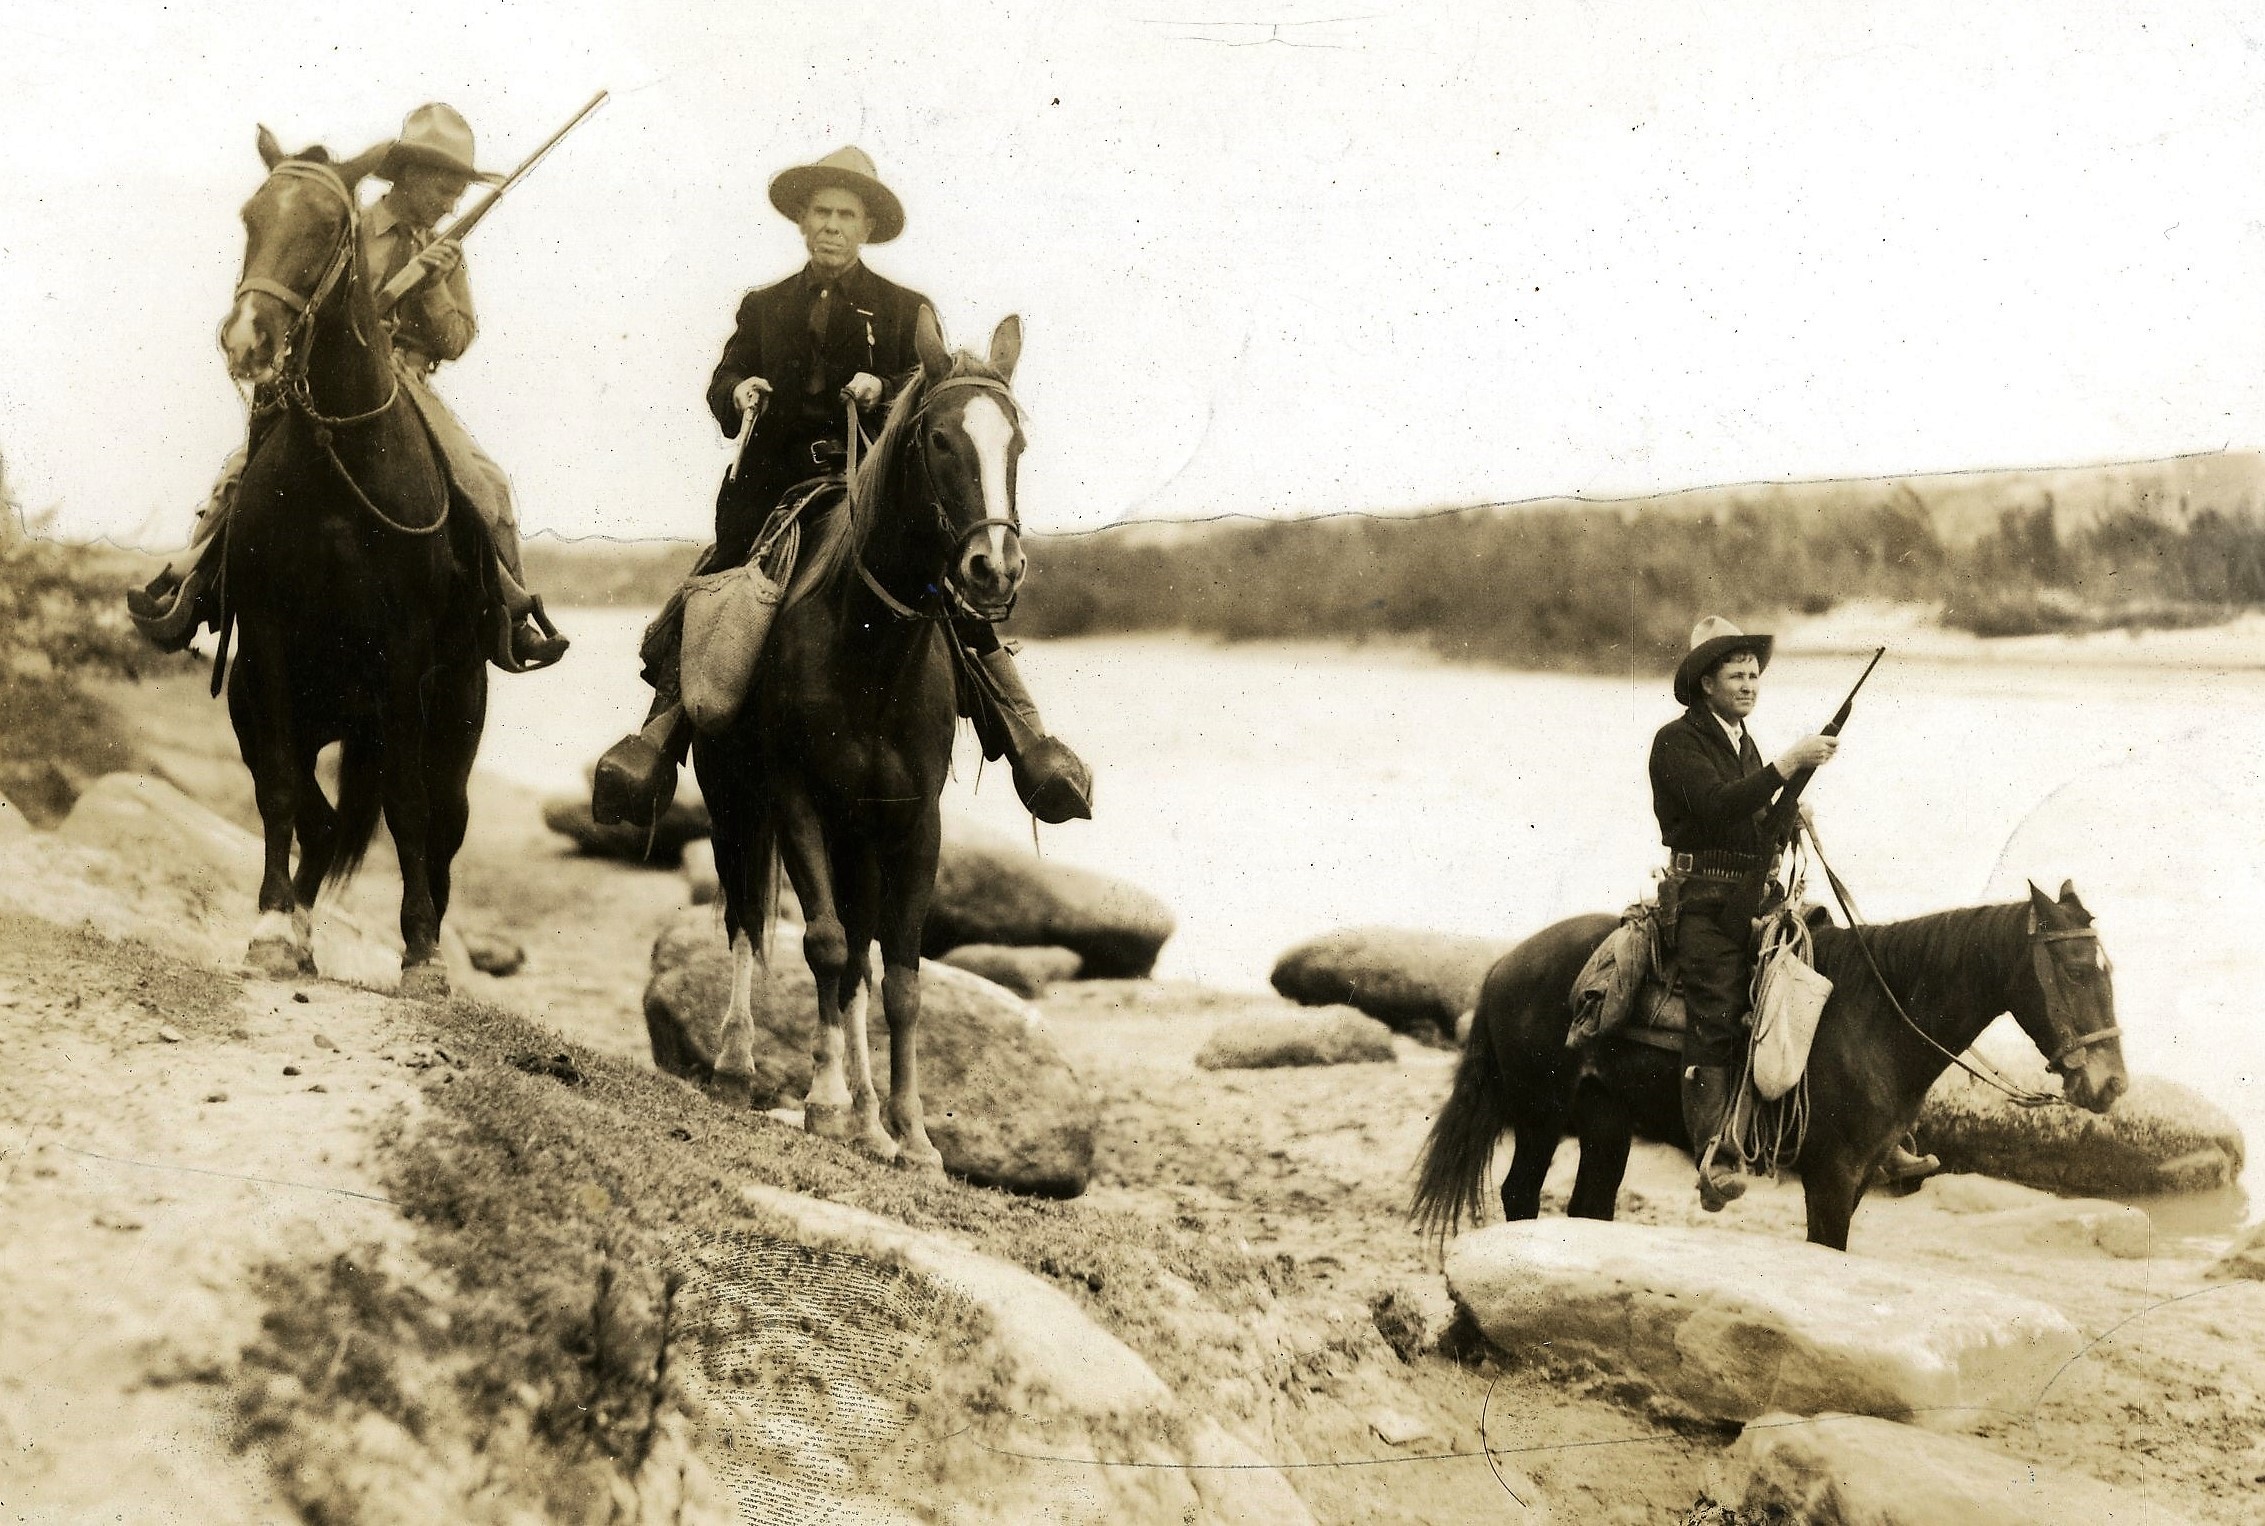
[930, 433, 953, 451]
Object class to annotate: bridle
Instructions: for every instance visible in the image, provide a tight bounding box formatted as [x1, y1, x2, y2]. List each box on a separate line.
[857, 373, 1025, 624]
[2027, 914, 2122, 1073]
[226, 158, 440, 537]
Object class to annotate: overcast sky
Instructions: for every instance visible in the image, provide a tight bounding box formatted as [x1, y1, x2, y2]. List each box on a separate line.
[5, 0, 2265, 546]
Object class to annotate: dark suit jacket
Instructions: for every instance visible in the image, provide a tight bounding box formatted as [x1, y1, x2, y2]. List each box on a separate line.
[1648, 705, 1784, 856]
[704, 260, 932, 448]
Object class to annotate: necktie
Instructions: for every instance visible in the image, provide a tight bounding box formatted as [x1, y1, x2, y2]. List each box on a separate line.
[805, 281, 833, 396]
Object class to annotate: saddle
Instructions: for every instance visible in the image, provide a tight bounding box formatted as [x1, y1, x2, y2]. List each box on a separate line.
[1567, 886, 1830, 1057]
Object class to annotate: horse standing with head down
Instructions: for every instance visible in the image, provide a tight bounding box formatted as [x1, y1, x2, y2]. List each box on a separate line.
[211, 131, 494, 997]
[693, 308, 1036, 1168]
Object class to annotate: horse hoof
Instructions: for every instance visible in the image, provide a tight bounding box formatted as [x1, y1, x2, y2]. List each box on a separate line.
[803, 1102, 852, 1140]
[247, 937, 311, 980]
[398, 963, 451, 1003]
[706, 1072, 755, 1110]
[894, 1146, 945, 1177]
[852, 1125, 901, 1163]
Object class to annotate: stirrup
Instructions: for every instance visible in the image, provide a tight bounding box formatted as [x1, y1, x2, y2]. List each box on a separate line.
[1695, 1139, 1747, 1212]
[1009, 735, 1094, 823]
[126, 564, 209, 653]
[593, 708, 688, 828]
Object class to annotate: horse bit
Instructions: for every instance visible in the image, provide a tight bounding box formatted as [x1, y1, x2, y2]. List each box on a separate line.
[230, 160, 443, 538]
[856, 373, 1025, 625]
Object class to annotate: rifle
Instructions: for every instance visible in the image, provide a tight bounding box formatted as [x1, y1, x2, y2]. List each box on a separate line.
[1724, 645, 1886, 927]
[376, 90, 610, 316]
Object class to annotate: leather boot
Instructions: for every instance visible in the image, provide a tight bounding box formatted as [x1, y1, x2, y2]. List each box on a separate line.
[593, 699, 691, 828]
[974, 646, 1094, 823]
[505, 597, 571, 672]
[1881, 1132, 1942, 1184]
[126, 557, 217, 653]
[1681, 1065, 1747, 1212]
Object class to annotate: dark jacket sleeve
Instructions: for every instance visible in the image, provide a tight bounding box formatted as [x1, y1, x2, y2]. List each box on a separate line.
[706, 291, 766, 437]
[1652, 724, 1782, 832]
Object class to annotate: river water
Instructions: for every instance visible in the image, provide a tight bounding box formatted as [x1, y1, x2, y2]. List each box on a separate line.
[486, 611, 2264, 1205]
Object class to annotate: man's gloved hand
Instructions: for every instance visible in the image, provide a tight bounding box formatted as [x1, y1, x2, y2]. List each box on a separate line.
[842, 372, 883, 410]
[1774, 735, 1839, 777]
[731, 376, 773, 418]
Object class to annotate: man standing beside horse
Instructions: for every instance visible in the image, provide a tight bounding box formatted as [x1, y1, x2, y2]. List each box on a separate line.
[130, 103, 570, 673]
[592, 146, 1091, 831]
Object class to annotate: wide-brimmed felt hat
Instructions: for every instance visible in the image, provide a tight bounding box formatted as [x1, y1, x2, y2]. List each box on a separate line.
[379, 103, 502, 185]
[769, 146, 904, 243]
[1673, 616, 1774, 708]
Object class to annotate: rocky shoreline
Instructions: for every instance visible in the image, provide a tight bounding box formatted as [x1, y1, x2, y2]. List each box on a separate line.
[0, 668, 2260, 1522]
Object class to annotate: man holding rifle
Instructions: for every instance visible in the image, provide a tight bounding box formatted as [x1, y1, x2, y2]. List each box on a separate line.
[132, 103, 571, 672]
[1650, 617, 1935, 1210]
[592, 146, 1093, 830]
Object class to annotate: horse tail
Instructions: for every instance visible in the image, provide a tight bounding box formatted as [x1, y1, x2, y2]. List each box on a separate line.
[1409, 977, 1516, 1245]
[323, 736, 385, 891]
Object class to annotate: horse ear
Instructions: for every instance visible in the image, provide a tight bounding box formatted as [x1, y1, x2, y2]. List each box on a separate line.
[337, 140, 393, 190]
[257, 125, 285, 170]
[2026, 880, 2055, 916]
[2057, 879, 2077, 903]
[987, 315, 1022, 383]
[913, 304, 951, 378]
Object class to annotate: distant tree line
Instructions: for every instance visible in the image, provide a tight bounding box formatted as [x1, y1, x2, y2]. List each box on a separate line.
[1008, 496, 2265, 670]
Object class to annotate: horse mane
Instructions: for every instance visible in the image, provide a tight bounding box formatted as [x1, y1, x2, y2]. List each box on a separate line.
[785, 350, 1010, 606]
[1813, 899, 2029, 1008]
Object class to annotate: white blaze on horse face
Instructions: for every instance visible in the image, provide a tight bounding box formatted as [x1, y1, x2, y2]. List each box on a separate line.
[221, 294, 275, 382]
[958, 393, 1018, 578]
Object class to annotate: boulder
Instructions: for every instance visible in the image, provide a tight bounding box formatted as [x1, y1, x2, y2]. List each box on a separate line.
[2207, 1219, 2265, 1282]
[1445, 1220, 2081, 1429]
[937, 944, 1082, 998]
[926, 823, 1175, 978]
[1195, 1006, 1397, 1070]
[0, 791, 30, 841]
[646, 908, 1098, 1196]
[681, 838, 719, 905]
[1270, 926, 1505, 1043]
[460, 930, 525, 978]
[10, 771, 464, 993]
[1918, 1044, 2245, 1197]
[540, 795, 711, 866]
[1729, 1410, 2202, 1525]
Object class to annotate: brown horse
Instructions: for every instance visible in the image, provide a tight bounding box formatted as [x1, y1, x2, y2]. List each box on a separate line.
[214, 133, 490, 997]
[693, 309, 1029, 1168]
[1411, 882, 2129, 1250]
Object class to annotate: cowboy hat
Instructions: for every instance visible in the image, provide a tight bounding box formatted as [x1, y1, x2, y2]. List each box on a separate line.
[768, 146, 904, 243]
[379, 103, 501, 185]
[1673, 616, 1773, 708]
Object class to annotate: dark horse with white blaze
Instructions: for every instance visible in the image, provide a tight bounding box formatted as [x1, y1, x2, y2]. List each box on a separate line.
[215, 133, 489, 997]
[693, 309, 1031, 1169]
[1411, 881, 2129, 1250]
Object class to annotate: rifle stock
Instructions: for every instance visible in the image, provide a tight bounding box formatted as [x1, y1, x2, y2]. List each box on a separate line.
[376, 89, 609, 315]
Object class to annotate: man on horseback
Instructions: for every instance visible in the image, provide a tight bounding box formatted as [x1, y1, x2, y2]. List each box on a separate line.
[592, 146, 1092, 830]
[1652, 617, 1938, 1210]
[1651, 618, 1838, 1210]
[129, 103, 570, 673]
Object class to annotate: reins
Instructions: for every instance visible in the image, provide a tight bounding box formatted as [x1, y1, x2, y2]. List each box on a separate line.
[1800, 823, 2090, 1110]
[852, 375, 1024, 626]
[233, 159, 448, 539]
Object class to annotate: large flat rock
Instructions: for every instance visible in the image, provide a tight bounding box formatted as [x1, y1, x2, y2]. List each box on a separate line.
[1269, 925, 1504, 1043]
[1919, 1034, 2245, 1197]
[646, 908, 1099, 1196]
[925, 822, 1176, 979]
[1729, 1411, 2202, 1525]
[1445, 1220, 2081, 1429]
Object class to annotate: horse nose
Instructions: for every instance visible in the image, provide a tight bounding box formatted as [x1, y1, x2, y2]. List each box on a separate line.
[221, 299, 273, 381]
[960, 533, 1025, 600]
[2096, 1070, 2127, 1111]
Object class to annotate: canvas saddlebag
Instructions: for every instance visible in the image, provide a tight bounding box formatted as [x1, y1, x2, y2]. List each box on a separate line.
[1749, 937, 1833, 1100]
[680, 515, 800, 734]
[1566, 904, 1655, 1050]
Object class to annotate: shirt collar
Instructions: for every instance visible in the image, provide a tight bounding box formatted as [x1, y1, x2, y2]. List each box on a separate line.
[1710, 709, 1747, 751]
[367, 196, 425, 241]
[801, 259, 865, 294]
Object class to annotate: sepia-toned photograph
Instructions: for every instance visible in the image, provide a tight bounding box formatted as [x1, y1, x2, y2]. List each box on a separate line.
[3, 3, 2261, 1521]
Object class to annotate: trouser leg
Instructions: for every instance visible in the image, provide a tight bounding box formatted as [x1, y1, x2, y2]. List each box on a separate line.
[127, 446, 246, 649]
[1676, 891, 1751, 1210]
